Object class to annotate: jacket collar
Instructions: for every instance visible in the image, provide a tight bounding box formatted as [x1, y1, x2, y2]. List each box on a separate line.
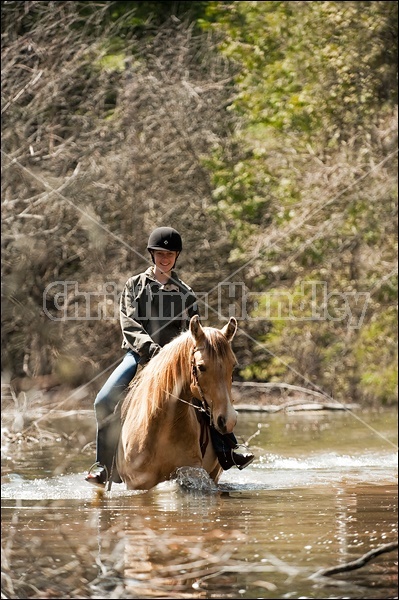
[144, 267, 180, 291]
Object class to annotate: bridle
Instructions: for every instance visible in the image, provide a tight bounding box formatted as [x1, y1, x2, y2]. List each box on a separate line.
[162, 346, 213, 424]
[190, 346, 213, 425]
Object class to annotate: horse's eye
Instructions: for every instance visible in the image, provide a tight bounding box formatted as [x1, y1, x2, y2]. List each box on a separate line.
[197, 364, 206, 373]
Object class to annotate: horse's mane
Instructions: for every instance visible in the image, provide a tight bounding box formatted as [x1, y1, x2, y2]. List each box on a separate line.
[121, 327, 235, 449]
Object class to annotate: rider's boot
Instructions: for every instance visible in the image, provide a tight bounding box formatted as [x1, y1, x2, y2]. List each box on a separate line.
[210, 428, 255, 470]
[217, 447, 255, 470]
[85, 462, 108, 488]
[85, 414, 122, 487]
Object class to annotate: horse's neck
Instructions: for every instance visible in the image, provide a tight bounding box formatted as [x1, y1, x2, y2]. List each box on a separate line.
[169, 379, 192, 409]
[135, 380, 197, 459]
[162, 380, 198, 425]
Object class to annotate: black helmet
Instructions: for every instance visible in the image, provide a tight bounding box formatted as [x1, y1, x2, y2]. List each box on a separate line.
[147, 227, 183, 252]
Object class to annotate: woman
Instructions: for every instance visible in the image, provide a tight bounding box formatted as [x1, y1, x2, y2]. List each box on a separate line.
[86, 227, 254, 487]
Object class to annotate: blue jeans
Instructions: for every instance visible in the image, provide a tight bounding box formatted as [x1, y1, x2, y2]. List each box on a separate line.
[93, 350, 239, 477]
[94, 350, 140, 477]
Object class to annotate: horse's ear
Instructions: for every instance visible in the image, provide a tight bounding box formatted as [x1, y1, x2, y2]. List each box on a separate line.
[221, 317, 237, 342]
[190, 315, 205, 345]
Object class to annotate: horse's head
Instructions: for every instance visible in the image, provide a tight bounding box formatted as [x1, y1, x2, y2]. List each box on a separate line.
[189, 315, 238, 435]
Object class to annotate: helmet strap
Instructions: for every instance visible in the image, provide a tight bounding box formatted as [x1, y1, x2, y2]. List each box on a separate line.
[173, 252, 180, 269]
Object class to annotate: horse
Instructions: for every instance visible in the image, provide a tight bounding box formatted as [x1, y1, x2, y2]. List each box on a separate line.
[116, 315, 238, 490]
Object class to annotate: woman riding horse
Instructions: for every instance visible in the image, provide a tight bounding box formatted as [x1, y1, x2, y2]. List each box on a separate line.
[117, 314, 240, 490]
[86, 227, 254, 488]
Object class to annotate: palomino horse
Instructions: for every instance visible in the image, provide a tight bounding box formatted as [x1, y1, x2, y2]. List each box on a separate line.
[116, 315, 238, 490]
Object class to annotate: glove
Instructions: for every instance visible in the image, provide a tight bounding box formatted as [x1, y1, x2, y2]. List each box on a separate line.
[138, 342, 162, 365]
[149, 343, 161, 360]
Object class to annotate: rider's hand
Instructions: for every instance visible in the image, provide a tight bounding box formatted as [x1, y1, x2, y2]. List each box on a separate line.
[149, 343, 161, 360]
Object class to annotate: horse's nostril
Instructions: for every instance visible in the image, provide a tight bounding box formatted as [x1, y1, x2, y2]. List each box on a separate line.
[217, 415, 227, 433]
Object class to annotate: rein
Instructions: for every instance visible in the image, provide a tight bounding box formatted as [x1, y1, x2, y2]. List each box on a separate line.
[173, 394, 208, 413]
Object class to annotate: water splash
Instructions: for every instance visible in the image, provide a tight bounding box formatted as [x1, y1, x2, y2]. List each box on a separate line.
[259, 451, 398, 471]
[172, 466, 219, 494]
[219, 450, 398, 490]
[2, 451, 397, 500]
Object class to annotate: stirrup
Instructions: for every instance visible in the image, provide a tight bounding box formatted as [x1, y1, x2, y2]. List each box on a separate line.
[85, 462, 108, 488]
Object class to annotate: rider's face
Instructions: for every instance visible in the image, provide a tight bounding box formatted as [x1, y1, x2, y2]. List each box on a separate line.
[152, 250, 178, 273]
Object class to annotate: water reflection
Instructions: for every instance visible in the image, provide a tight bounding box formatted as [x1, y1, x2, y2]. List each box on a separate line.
[1, 408, 397, 599]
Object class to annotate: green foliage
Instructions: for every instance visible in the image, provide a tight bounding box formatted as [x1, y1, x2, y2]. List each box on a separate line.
[203, 1, 397, 138]
[201, 0, 398, 247]
[354, 308, 398, 403]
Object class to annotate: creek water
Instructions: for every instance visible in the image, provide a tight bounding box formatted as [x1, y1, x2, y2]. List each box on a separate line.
[1, 406, 398, 599]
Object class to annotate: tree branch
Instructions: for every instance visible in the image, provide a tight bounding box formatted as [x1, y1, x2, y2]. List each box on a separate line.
[311, 542, 398, 579]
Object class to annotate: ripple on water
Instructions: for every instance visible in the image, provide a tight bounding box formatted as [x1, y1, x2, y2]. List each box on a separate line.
[2, 450, 397, 501]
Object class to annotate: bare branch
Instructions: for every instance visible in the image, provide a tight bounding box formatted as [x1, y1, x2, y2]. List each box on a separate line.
[311, 542, 398, 579]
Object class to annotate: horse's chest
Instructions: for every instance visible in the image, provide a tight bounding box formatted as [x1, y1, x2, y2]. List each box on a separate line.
[155, 414, 204, 463]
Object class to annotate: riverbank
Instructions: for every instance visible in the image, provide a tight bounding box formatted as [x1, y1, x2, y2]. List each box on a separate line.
[1, 375, 370, 419]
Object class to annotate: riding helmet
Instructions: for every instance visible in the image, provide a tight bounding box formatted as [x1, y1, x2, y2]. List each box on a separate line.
[147, 227, 183, 252]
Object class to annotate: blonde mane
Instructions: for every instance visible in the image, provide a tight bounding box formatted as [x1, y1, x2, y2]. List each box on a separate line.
[121, 327, 235, 450]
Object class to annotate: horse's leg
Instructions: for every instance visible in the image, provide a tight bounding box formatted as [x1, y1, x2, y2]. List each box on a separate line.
[209, 464, 222, 483]
[115, 437, 125, 485]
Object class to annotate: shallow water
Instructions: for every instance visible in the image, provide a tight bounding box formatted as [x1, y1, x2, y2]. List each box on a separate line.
[1, 407, 398, 599]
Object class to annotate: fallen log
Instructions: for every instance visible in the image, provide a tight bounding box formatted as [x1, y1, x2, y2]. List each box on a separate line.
[233, 381, 359, 412]
[235, 400, 359, 413]
[233, 381, 332, 400]
[311, 541, 398, 579]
